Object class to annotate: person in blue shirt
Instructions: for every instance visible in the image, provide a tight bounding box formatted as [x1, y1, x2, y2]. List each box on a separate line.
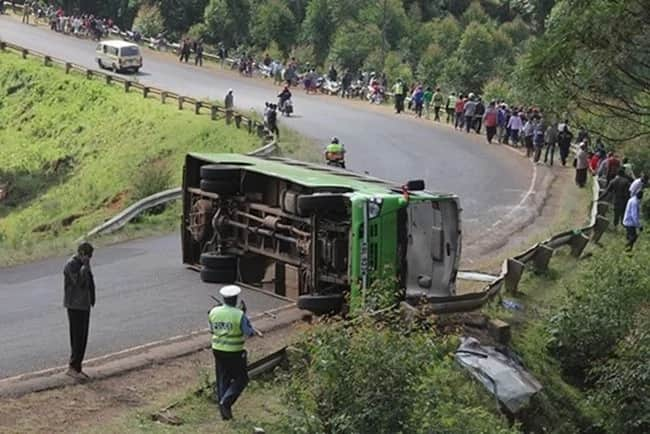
[623, 191, 643, 250]
[208, 285, 255, 420]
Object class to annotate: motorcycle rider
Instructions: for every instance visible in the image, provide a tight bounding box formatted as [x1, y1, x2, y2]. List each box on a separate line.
[325, 137, 346, 168]
[277, 85, 292, 113]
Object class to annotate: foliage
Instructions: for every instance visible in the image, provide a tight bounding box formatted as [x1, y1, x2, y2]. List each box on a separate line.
[301, 0, 335, 65]
[132, 3, 165, 37]
[328, 22, 379, 72]
[0, 54, 259, 265]
[546, 242, 650, 382]
[250, 0, 297, 55]
[279, 321, 516, 434]
[590, 308, 650, 433]
[203, 0, 251, 47]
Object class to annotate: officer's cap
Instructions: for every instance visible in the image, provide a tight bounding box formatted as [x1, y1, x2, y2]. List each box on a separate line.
[220, 285, 241, 298]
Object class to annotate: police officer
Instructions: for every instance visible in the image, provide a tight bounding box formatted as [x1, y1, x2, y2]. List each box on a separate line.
[325, 137, 346, 168]
[209, 285, 255, 420]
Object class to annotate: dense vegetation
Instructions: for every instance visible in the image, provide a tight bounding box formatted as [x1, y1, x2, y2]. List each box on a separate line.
[0, 54, 259, 265]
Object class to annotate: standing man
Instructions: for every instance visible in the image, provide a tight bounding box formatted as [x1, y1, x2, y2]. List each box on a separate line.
[575, 143, 590, 187]
[423, 87, 433, 119]
[623, 191, 643, 251]
[432, 87, 444, 122]
[63, 242, 95, 380]
[543, 121, 558, 166]
[483, 101, 498, 144]
[601, 169, 631, 227]
[557, 124, 573, 166]
[209, 285, 255, 420]
[454, 94, 465, 130]
[630, 174, 648, 198]
[224, 89, 234, 110]
[392, 78, 405, 114]
[194, 41, 204, 66]
[463, 94, 477, 133]
[445, 92, 457, 124]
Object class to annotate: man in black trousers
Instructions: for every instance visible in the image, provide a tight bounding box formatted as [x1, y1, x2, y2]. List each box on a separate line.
[63, 242, 95, 380]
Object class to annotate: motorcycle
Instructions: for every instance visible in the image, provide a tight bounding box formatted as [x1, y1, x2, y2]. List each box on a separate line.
[325, 152, 346, 169]
[367, 84, 385, 104]
[322, 78, 341, 95]
[279, 98, 293, 117]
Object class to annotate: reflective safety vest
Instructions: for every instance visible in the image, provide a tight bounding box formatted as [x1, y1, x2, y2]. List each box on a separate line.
[447, 95, 457, 108]
[326, 142, 343, 154]
[209, 305, 245, 352]
[393, 83, 404, 95]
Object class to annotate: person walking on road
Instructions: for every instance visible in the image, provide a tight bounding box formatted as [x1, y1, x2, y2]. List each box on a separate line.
[483, 101, 498, 144]
[432, 87, 444, 122]
[454, 94, 465, 130]
[224, 89, 234, 110]
[532, 119, 546, 163]
[194, 41, 204, 66]
[446, 92, 457, 124]
[557, 123, 573, 166]
[423, 87, 433, 119]
[507, 111, 523, 146]
[63, 242, 95, 380]
[601, 169, 631, 227]
[623, 191, 643, 251]
[575, 143, 590, 187]
[392, 79, 406, 114]
[463, 95, 477, 133]
[543, 122, 558, 166]
[209, 285, 255, 421]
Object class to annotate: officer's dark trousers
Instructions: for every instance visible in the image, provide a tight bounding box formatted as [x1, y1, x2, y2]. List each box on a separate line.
[613, 201, 627, 226]
[213, 350, 249, 408]
[67, 308, 90, 372]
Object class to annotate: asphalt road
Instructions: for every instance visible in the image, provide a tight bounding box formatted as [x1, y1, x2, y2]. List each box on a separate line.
[0, 16, 531, 378]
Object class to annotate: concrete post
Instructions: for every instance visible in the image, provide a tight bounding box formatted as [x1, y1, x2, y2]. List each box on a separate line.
[124, 80, 131, 92]
[505, 258, 524, 294]
[143, 87, 149, 98]
[21, 48, 28, 59]
[488, 319, 511, 345]
[591, 215, 609, 243]
[570, 232, 590, 258]
[532, 244, 554, 273]
[210, 105, 218, 120]
[178, 96, 184, 110]
[86, 69, 92, 79]
[43, 56, 51, 66]
[160, 91, 167, 104]
[65, 62, 71, 74]
[105, 75, 112, 85]
[194, 101, 201, 115]
[0, 41, 6, 51]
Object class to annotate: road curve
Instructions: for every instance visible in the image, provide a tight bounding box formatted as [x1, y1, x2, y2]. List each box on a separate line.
[0, 16, 531, 378]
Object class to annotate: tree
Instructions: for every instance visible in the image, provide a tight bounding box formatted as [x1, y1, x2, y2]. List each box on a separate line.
[328, 22, 379, 72]
[251, 0, 297, 56]
[499, 16, 531, 47]
[416, 43, 444, 87]
[132, 3, 165, 37]
[461, 0, 491, 25]
[154, 0, 209, 38]
[203, 0, 251, 47]
[302, 0, 335, 65]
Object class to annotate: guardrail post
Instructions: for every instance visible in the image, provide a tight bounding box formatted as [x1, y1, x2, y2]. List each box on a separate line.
[225, 109, 233, 124]
[160, 91, 167, 104]
[247, 119, 253, 133]
[596, 201, 609, 216]
[43, 55, 51, 66]
[505, 258, 524, 294]
[256, 123, 265, 137]
[234, 114, 242, 128]
[143, 87, 149, 98]
[124, 80, 131, 92]
[194, 101, 201, 115]
[532, 244, 554, 273]
[591, 215, 609, 243]
[178, 96, 184, 110]
[210, 105, 218, 120]
[21, 48, 28, 59]
[105, 75, 112, 85]
[65, 62, 71, 74]
[0, 41, 6, 51]
[569, 231, 590, 258]
[86, 69, 92, 79]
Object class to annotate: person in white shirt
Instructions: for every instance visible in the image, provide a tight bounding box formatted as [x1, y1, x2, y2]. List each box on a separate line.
[623, 191, 643, 250]
[629, 174, 648, 197]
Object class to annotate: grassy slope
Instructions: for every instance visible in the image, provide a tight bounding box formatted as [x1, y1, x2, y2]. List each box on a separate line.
[0, 53, 261, 265]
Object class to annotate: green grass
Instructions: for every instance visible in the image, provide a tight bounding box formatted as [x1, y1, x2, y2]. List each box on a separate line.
[0, 52, 274, 266]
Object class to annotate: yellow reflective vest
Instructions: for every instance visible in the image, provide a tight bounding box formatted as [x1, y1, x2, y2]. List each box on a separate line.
[209, 305, 245, 352]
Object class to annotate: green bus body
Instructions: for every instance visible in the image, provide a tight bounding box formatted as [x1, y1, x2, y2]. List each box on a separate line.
[182, 153, 462, 314]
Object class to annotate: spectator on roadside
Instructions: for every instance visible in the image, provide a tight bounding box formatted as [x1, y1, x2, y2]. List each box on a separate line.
[22, 2, 30, 23]
[412, 85, 424, 118]
[473, 98, 485, 134]
[483, 101, 498, 144]
[267, 104, 279, 137]
[463, 94, 477, 133]
[392, 78, 406, 114]
[576, 126, 591, 148]
[533, 119, 546, 163]
[423, 87, 433, 119]
[544, 121, 558, 165]
[623, 191, 643, 251]
[589, 150, 604, 175]
[507, 111, 523, 145]
[454, 95, 465, 130]
[621, 157, 635, 181]
[224, 89, 234, 110]
[575, 143, 590, 187]
[557, 123, 573, 166]
[194, 41, 204, 66]
[605, 152, 621, 183]
[522, 116, 536, 158]
[601, 169, 632, 227]
[446, 92, 456, 124]
[497, 104, 507, 144]
[432, 87, 444, 122]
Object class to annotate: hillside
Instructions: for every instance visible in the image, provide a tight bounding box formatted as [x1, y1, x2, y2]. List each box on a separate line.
[0, 53, 260, 265]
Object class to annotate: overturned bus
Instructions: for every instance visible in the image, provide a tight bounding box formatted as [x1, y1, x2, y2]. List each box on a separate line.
[182, 153, 462, 314]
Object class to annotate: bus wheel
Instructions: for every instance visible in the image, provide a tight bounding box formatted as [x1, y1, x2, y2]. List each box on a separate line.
[200, 179, 239, 195]
[297, 294, 344, 315]
[200, 165, 240, 180]
[200, 253, 237, 284]
[296, 193, 346, 217]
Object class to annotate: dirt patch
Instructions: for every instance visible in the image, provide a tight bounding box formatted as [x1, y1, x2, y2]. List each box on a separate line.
[106, 191, 128, 212]
[0, 322, 305, 434]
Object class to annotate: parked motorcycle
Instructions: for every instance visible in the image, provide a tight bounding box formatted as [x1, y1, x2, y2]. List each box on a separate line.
[367, 85, 385, 104]
[321, 78, 341, 95]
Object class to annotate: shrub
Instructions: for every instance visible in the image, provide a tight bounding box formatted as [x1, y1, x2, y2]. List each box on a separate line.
[278, 321, 516, 434]
[132, 3, 165, 37]
[131, 159, 172, 201]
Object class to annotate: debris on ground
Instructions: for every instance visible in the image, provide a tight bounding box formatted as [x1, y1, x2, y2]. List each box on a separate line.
[455, 337, 542, 413]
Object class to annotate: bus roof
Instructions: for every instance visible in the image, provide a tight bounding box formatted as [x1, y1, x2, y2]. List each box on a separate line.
[190, 153, 455, 199]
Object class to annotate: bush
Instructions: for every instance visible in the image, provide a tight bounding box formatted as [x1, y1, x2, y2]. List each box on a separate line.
[132, 159, 172, 201]
[590, 308, 650, 433]
[547, 244, 650, 382]
[278, 321, 516, 434]
[132, 3, 165, 37]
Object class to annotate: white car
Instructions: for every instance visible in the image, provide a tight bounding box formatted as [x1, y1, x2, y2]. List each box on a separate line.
[96, 40, 142, 73]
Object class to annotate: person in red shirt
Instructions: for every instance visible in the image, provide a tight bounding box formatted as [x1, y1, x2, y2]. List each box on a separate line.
[483, 101, 499, 144]
[606, 153, 621, 182]
[454, 95, 465, 130]
[589, 150, 604, 175]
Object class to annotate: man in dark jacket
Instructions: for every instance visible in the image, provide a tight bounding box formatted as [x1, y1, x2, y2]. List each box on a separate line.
[601, 169, 631, 227]
[63, 242, 95, 380]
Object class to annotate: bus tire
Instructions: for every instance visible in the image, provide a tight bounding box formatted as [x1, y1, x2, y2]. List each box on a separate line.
[200, 252, 237, 270]
[296, 194, 346, 216]
[200, 165, 240, 181]
[200, 179, 239, 195]
[297, 294, 344, 315]
[200, 268, 237, 284]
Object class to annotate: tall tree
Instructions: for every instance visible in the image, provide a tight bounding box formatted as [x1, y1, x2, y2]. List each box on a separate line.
[302, 0, 335, 65]
[251, 0, 297, 56]
[203, 0, 251, 47]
